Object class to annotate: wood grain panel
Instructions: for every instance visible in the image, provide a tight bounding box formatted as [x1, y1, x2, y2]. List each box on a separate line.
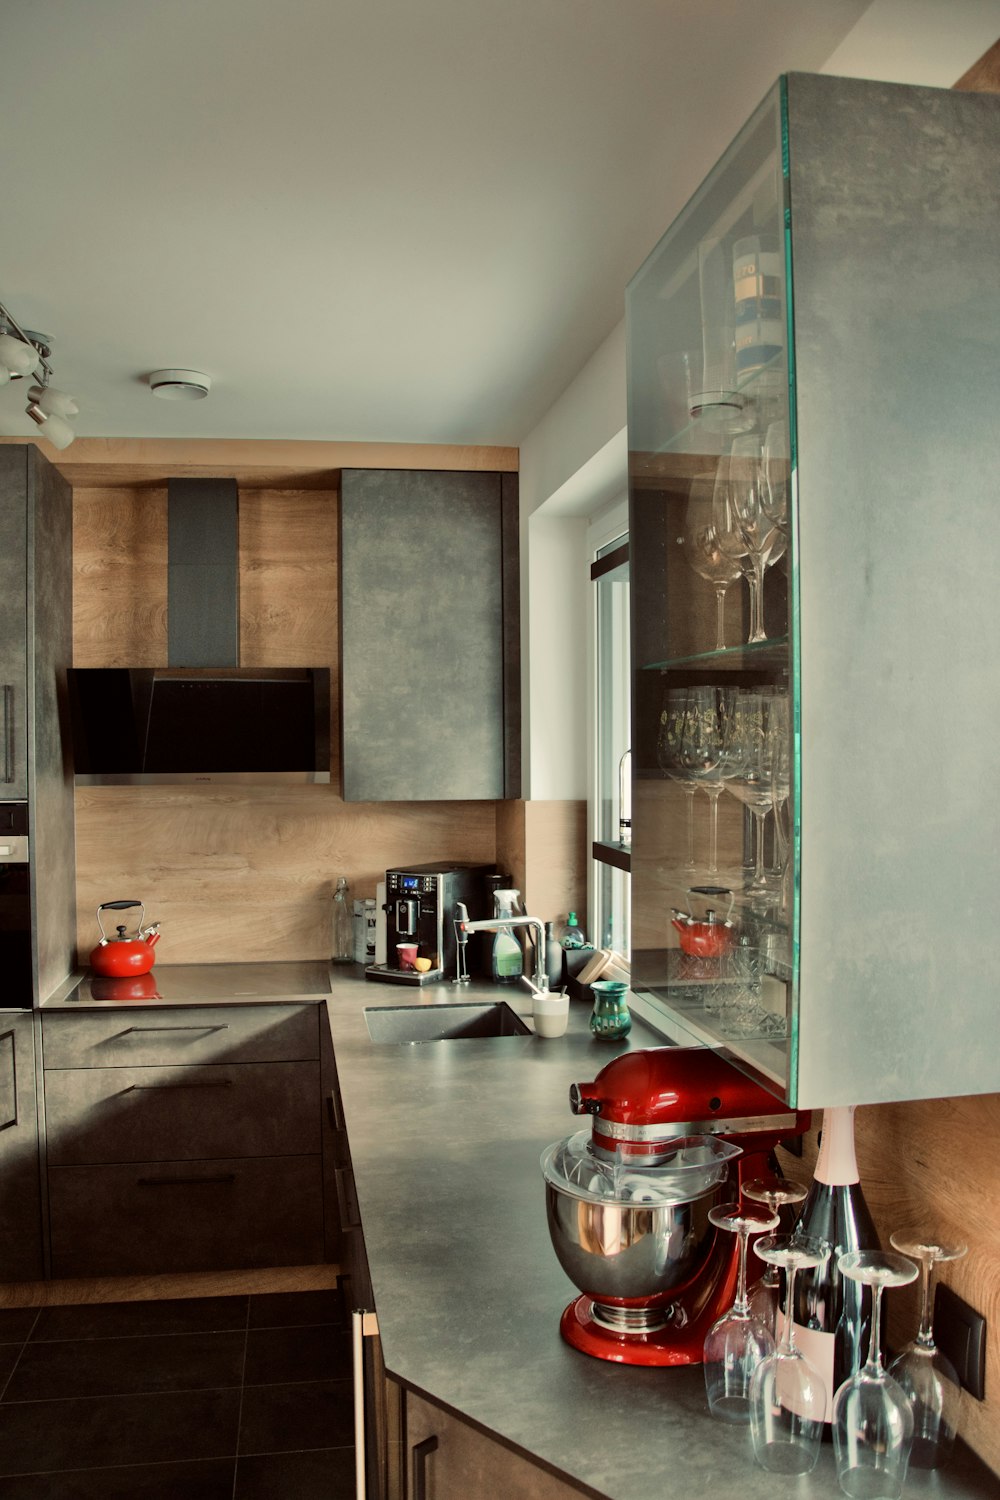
[522, 799, 587, 929]
[72, 486, 168, 665]
[0, 1262, 340, 1311]
[954, 37, 1000, 92]
[778, 1095, 1000, 1477]
[74, 786, 497, 964]
[0, 435, 518, 489]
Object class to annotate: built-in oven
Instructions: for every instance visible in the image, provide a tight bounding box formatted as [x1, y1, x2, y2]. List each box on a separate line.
[0, 803, 32, 1008]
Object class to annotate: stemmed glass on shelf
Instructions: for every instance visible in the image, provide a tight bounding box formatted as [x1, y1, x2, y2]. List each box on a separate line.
[681, 474, 741, 652]
[703, 1204, 779, 1422]
[833, 1248, 919, 1500]
[679, 685, 735, 879]
[721, 688, 788, 895]
[712, 434, 783, 645]
[750, 1234, 830, 1474]
[888, 1232, 968, 1469]
[657, 687, 698, 872]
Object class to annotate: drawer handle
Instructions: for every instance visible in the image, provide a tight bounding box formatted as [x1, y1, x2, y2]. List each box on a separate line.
[137, 1173, 237, 1187]
[1, 685, 13, 785]
[119, 1024, 231, 1035]
[126, 1080, 235, 1091]
[328, 1089, 344, 1131]
[412, 1435, 439, 1500]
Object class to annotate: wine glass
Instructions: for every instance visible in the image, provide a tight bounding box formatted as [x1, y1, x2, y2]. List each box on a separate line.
[656, 687, 698, 871]
[679, 685, 735, 879]
[681, 475, 741, 652]
[744, 1175, 808, 1334]
[703, 1203, 779, 1422]
[888, 1232, 968, 1469]
[761, 419, 790, 533]
[750, 1234, 829, 1473]
[833, 1249, 919, 1499]
[712, 436, 782, 644]
[721, 688, 787, 894]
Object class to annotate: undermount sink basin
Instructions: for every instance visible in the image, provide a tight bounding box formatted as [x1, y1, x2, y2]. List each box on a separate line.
[364, 1001, 531, 1044]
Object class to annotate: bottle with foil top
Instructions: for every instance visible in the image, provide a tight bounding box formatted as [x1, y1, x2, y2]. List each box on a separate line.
[331, 875, 354, 964]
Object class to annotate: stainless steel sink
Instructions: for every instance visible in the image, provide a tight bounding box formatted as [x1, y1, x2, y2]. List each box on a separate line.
[364, 1001, 531, 1044]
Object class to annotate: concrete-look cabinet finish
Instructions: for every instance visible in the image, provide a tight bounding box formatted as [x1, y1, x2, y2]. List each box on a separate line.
[0, 1014, 44, 1281]
[41, 1002, 327, 1277]
[339, 468, 520, 801]
[405, 1391, 590, 1499]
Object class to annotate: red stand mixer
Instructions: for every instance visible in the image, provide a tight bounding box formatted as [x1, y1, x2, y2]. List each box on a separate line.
[541, 1046, 810, 1366]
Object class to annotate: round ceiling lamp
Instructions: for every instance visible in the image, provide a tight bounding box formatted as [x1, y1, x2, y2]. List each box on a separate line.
[148, 369, 212, 400]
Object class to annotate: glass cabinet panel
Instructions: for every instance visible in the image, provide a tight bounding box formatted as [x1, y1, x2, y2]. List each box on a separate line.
[627, 73, 1000, 1108]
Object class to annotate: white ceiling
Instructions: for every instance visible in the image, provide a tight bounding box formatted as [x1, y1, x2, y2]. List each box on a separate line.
[0, 1, 992, 448]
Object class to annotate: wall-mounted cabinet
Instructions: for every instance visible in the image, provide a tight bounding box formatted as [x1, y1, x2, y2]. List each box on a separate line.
[339, 468, 520, 802]
[628, 74, 1000, 1108]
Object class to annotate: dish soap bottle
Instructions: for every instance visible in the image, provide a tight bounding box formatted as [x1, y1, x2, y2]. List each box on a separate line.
[491, 888, 523, 984]
[544, 920, 564, 990]
[561, 911, 587, 950]
[331, 876, 354, 964]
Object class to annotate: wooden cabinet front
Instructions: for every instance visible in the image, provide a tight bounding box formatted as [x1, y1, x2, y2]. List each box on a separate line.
[405, 1391, 591, 1500]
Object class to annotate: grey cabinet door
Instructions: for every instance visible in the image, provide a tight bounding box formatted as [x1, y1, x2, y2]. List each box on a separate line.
[339, 469, 520, 801]
[0, 448, 28, 799]
[0, 1014, 43, 1281]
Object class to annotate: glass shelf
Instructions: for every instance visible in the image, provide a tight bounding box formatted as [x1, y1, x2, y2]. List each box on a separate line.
[639, 636, 789, 673]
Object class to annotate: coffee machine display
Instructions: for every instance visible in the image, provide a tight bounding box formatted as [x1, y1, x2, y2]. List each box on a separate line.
[541, 1047, 811, 1366]
[366, 862, 492, 985]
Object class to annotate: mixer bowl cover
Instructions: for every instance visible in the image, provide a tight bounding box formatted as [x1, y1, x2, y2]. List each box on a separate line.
[540, 1131, 740, 1206]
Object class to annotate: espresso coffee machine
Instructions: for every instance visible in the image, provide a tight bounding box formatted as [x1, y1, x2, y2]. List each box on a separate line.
[541, 1047, 811, 1365]
[366, 862, 492, 984]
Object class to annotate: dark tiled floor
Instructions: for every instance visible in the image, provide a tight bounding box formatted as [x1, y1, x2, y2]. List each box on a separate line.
[0, 1288, 352, 1498]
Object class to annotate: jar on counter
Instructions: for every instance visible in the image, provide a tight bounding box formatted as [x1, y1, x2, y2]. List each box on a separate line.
[590, 979, 631, 1041]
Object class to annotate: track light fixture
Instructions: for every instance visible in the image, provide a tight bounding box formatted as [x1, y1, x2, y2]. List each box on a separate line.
[0, 296, 78, 449]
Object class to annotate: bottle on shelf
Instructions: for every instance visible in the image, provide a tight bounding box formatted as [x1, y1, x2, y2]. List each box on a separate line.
[789, 1105, 881, 1424]
[544, 920, 564, 991]
[331, 876, 354, 963]
[561, 911, 587, 950]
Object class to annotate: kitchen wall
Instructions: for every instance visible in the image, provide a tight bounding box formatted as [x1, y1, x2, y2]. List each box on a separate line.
[66, 440, 588, 966]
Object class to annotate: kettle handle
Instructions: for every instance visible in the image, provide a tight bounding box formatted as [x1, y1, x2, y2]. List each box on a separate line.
[97, 900, 145, 943]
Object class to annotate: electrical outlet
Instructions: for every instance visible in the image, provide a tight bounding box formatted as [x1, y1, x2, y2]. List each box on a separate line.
[934, 1283, 986, 1401]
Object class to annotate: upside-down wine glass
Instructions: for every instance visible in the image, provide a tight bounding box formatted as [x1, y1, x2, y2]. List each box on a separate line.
[712, 435, 782, 644]
[681, 475, 741, 652]
[888, 1232, 968, 1469]
[680, 685, 735, 879]
[657, 687, 697, 872]
[703, 1204, 779, 1422]
[833, 1249, 919, 1500]
[750, 1234, 829, 1474]
[744, 1175, 808, 1334]
[761, 419, 790, 534]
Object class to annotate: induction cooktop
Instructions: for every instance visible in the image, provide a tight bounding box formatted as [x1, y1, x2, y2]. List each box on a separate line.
[56, 961, 334, 1007]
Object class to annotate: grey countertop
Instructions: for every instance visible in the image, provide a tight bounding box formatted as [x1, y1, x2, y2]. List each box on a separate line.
[40, 960, 997, 1497]
[324, 967, 997, 1500]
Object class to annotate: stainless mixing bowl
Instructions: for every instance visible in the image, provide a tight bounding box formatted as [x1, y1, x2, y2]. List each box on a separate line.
[541, 1131, 739, 1301]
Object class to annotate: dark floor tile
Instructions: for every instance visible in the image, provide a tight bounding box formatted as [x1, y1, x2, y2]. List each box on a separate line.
[243, 1324, 350, 1385]
[0, 1310, 38, 1344]
[0, 1386, 241, 1475]
[4, 1330, 246, 1403]
[32, 1296, 248, 1342]
[0, 1456, 235, 1498]
[235, 1448, 355, 1499]
[248, 1289, 344, 1330]
[0, 1345, 21, 1391]
[238, 1379, 354, 1455]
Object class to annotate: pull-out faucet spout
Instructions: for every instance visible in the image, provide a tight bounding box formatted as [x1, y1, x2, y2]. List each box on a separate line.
[457, 914, 548, 997]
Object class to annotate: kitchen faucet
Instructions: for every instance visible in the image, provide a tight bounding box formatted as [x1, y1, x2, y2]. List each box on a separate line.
[456, 911, 549, 998]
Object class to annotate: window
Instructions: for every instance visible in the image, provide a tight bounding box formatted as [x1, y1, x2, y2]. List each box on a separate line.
[590, 512, 630, 958]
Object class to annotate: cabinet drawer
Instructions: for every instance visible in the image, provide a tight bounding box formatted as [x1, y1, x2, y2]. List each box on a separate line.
[48, 1154, 324, 1276]
[406, 1392, 589, 1499]
[42, 1004, 318, 1068]
[44, 1060, 320, 1166]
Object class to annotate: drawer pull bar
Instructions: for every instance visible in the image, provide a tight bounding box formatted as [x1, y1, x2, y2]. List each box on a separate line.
[137, 1173, 237, 1187]
[120, 1024, 231, 1035]
[126, 1080, 235, 1091]
[412, 1435, 439, 1500]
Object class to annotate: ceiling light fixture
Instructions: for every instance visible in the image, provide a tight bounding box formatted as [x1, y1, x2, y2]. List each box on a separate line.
[148, 368, 212, 401]
[0, 296, 79, 449]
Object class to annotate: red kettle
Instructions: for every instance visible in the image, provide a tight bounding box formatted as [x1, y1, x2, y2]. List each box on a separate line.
[670, 886, 735, 958]
[89, 900, 161, 977]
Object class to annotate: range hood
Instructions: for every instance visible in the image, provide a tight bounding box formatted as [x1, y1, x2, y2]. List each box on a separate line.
[69, 479, 332, 785]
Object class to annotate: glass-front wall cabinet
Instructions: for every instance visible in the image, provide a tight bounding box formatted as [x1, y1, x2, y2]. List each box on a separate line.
[627, 74, 1000, 1108]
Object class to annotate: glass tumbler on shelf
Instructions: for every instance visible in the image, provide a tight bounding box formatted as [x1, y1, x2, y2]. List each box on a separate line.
[832, 1248, 919, 1500]
[703, 1204, 779, 1422]
[888, 1232, 968, 1469]
[750, 1234, 829, 1474]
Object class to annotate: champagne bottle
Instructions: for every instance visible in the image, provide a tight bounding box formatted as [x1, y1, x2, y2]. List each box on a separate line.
[789, 1105, 880, 1423]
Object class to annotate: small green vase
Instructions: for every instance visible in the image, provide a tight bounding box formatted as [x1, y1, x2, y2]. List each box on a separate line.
[590, 979, 631, 1041]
